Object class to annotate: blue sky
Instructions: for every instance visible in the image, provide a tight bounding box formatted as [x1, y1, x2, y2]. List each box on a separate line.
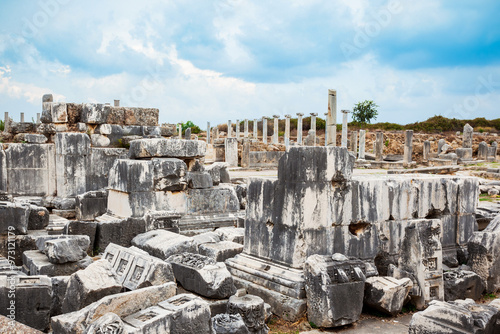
[0, 0, 499, 126]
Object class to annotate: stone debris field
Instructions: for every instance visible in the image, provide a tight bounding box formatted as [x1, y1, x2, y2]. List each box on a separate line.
[1, 92, 500, 333]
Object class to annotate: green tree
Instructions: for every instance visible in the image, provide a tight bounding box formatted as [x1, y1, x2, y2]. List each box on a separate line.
[181, 120, 201, 134]
[352, 100, 379, 125]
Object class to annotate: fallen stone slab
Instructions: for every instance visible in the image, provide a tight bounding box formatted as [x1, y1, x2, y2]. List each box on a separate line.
[64, 220, 97, 254]
[35, 235, 89, 254]
[192, 231, 222, 248]
[206, 162, 231, 185]
[211, 313, 250, 334]
[364, 276, 413, 316]
[0, 230, 47, 266]
[443, 269, 485, 301]
[132, 230, 197, 260]
[45, 236, 90, 264]
[388, 165, 461, 175]
[128, 138, 207, 159]
[52, 282, 177, 334]
[304, 254, 366, 328]
[199, 241, 244, 262]
[122, 305, 173, 333]
[95, 214, 148, 251]
[22, 250, 92, 276]
[28, 205, 50, 230]
[216, 227, 245, 244]
[103, 243, 175, 290]
[158, 293, 212, 334]
[85, 313, 126, 334]
[227, 294, 269, 334]
[61, 259, 121, 313]
[0, 275, 52, 332]
[167, 252, 236, 299]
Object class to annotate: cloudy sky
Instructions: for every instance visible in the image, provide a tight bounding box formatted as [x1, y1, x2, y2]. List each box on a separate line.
[0, 0, 499, 126]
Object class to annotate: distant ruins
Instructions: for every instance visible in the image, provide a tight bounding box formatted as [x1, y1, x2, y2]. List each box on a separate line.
[0, 91, 499, 333]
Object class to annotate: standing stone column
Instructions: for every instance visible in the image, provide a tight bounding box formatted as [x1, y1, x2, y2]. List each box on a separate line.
[478, 141, 488, 160]
[20, 112, 25, 123]
[358, 130, 366, 160]
[296, 113, 304, 145]
[285, 115, 291, 149]
[241, 139, 250, 168]
[350, 131, 358, 155]
[341, 110, 349, 148]
[272, 115, 280, 145]
[3, 112, 9, 132]
[375, 131, 384, 162]
[262, 117, 268, 144]
[463, 124, 473, 148]
[227, 120, 232, 138]
[244, 119, 249, 138]
[423, 140, 431, 162]
[310, 113, 318, 146]
[403, 130, 414, 166]
[438, 139, 446, 154]
[185, 128, 191, 140]
[178, 124, 182, 139]
[206, 122, 211, 143]
[324, 113, 329, 146]
[225, 138, 238, 167]
[36, 113, 40, 124]
[253, 119, 258, 140]
[114, 100, 120, 107]
[235, 120, 240, 138]
[327, 89, 337, 146]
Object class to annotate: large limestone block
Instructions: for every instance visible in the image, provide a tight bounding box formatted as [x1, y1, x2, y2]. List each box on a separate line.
[167, 252, 236, 299]
[0, 201, 29, 234]
[364, 276, 412, 315]
[227, 295, 268, 334]
[61, 259, 121, 313]
[304, 254, 366, 328]
[45, 236, 90, 264]
[129, 138, 207, 159]
[87, 148, 128, 191]
[444, 269, 485, 301]
[158, 293, 212, 334]
[75, 190, 108, 221]
[199, 241, 243, 262]
[103, 243, 175, 290]
[51, 276, 70, 317]
[51, 282, 177, 334]
[0, 275, 52, 331]
[132, 230, 197, 260]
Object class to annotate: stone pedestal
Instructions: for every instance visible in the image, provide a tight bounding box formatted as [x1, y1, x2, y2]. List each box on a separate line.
[478, 141, 488, 160]
[350, 131, 358, 155]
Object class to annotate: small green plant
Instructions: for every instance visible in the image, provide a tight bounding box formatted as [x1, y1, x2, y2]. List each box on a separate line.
[479, 128, 485, 133]
[308, 321, 318, 329]
[181, 121, 201, 134]
[117, 139, 130, 149]
[401, 304, 417, 314]
[384, 139, 390, 147]
[484, 293, 497, 300]
[0, 120, 4, 132]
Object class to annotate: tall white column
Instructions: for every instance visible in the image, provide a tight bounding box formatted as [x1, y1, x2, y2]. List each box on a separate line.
[296, 113, 303, 145]
[358, 130, 366, 159]
[285, 115, 291, 149]
[227, 120, 232, 138]
[253, 119, 258, 140]
[244, 119, 249, 138]
[324, 112, 328, 146]
[207, 122, 211, 143]
[236, 119, 240, 138]
[327, 89, 337, 146]
[310, 113, 318, 146]
[262, 117, 268, 144]
[178, 124, 182, 139]
[341, 110, 349, 148]
[272, 115, 279, 144]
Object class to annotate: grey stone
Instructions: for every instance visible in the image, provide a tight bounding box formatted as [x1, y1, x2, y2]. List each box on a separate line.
[52, 209, 76, 219]
[103, 243, 175, 290]
[199, 241, 244, 262]
[463, 123, 473, 148]
[185, 127, 192, 139]
[144, 211, 181, 233]
[64, 221, 97, 254]
[85, 312, 125, 334]
[132, 230, 197, 260]
[193, 232, 222, 247]
[235, 184, 247, 210]
[167, 252, 236, 299]
[0, 201, 29, 234]
[90, 133, 110, 147]
[364, 276, 412, 315]
[122, 305, 172, 333]
[42, 94, 53, 102]
[489, 188, 500, 196]
[304, 254, 366, 327]
[478, 141, 489, 160]
[23, 250, 93, 276]
[87, 147, 128, 192]
[443, 269, 485, 301]
[28, 204, 49, 230]
[225, 138, 239, 167]
[97, 123, 112, 135]
[51, 276, 69, 316]
[52, 282, 176, 334]
[456, 147, 473, 162]
[158, 293, 211, 334]
[437, 139, 446, 154]
[52, 197, 76, 210]
[227, 295, 268, 334]
[0, 275, 52, 331]
[211, 313, 250, 334]
[75, 190, 107, 221]
[217, 227, 245, 244]
[45, 236, 90, 264]
[129, 138, 206, 159]
[206, 162, 231, 185]
[95, 216, 148, 251]
[61, 259, 121, 313]
[20, 133, 48, 143]
[35, 235, 87, 253]
[187, 171, 213, 189]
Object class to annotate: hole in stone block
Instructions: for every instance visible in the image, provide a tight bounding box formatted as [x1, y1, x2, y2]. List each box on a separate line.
[348, 222, 371, 236]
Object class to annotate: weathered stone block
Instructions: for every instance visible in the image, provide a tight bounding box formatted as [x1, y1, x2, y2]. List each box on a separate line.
[364, 276, 412, 315]
[206, 162, 231, 185]
[158, 293, 212, 334]
[211, 313, 250, 334]
[95, 216, 147, 251]
[28, 205, 50, 230]
[75, 190, 108, 221]
[87, 148, 128, 192]
[187, 171, 213, 189]
[128, 138, 206, 159]
[23, 250, 92, 276]
[0, 201, 29, 234]
[168, 252, 236, 299]
[132, 230, 196, 260]
[199, 241, 243, 262]
[456, 148, 473, 161]
[62, 259, 121, 313]
[51, 102, 68, 123]
[45, 236, 90, 264]
[90, 134, 110, 147]
[444, 269, 485, 301]
[64, 221, 97, 253]
[51, 275, 69, 316]
[227, 295, 268, 334]
[122, 305, 173, 333]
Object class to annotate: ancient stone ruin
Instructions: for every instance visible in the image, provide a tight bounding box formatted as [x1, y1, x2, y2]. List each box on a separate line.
[0, 92, 500, 333]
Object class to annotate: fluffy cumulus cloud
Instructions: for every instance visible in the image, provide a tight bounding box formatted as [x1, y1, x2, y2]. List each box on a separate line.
[0, 0, 499, 126]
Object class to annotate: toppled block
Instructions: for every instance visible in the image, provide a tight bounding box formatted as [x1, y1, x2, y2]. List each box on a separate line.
[0, 275, 52, 331]
[216, 227, 245, 244]
[468, 214, 500, 293]
[62, 259, 121, 313]
[51, 276, 70, 316]
[408, 299, 500, 334]
[0, 201, 29, 234]
[85, 313, 125, 334]
[227, 295, 269, 334]
[444, 269, 485, 301]
[132, 230, 196, 260]
[193, 231, 222, 247]
[122, 305, 173, 333]
[206, 162, 231, 185]
[211, 313, 250, 334]
[52, 282, 176, 334]
[144, 211, 181, 233]
[64, 220, 97, 253]
[187, 171, 213, 189]
[28, 205, 49, 230]
[199, 241, 244, 262]
[0, 314, 44, 333]
[45, 236, 90, 264]
[129, 138, 207, 159]
[364, 276, 412, 315]
[304, 254, 366, 327]
[167, 252, 236, 299]
[23, 250, 92, 276]
[103, 243, 175, 290]
[158, 293, 211, 334]
[95, 215, 148, 250]
[75, 190, 108, 221]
